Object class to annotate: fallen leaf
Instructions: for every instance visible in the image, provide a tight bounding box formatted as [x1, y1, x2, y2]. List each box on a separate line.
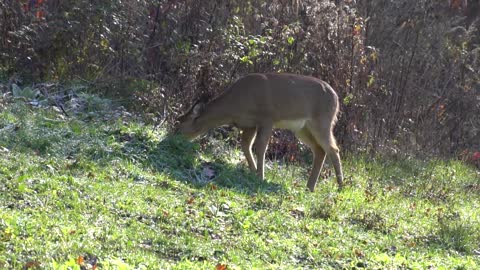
[186, 197, 195, 204]
[216, 263, 227, 270]
[24, 261, 41, 269]
[290, 207, 305, 219]
[354, 248, 365, 258]
[76, 256, 84, 265]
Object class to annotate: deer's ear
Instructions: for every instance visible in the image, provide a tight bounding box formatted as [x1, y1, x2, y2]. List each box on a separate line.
[192, 102, 205, 118]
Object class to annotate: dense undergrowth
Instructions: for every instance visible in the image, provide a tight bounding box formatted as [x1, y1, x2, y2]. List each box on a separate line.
[1, 94, 479, 269]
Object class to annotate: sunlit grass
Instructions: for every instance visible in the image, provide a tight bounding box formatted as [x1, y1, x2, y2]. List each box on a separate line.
[1, 99, 479, 269]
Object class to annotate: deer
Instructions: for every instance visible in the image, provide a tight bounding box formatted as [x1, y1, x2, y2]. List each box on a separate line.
[176, 73, 343, 192]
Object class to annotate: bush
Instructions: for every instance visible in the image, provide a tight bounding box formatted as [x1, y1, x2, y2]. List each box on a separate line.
[1, 0, 478, 159]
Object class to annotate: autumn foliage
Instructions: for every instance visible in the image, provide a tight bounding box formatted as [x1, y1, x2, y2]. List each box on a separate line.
[0, 0, 479, 158]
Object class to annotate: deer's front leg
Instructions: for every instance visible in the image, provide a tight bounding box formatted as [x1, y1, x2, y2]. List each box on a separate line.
[254, 123, 273, 180]
[241, 127, 257, 172]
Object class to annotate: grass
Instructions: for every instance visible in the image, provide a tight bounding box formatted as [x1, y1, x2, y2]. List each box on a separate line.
[0, 96, 479, 269]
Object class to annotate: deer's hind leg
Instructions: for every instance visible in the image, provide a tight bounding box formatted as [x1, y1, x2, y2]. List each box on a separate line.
[296, 127, 326, 192]
[307, 121, 344, 189]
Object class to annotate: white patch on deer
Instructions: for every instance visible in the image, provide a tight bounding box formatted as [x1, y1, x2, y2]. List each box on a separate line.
[274, 119, 306, 131]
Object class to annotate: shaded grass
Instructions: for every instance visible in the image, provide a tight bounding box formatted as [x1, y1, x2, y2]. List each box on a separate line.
[0, 99, 479, 269]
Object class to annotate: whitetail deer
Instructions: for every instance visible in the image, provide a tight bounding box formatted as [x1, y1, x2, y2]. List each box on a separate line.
[176, 73, 343, 191]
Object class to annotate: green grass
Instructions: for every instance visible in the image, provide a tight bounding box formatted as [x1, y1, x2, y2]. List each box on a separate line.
[1, 98, 479, 269]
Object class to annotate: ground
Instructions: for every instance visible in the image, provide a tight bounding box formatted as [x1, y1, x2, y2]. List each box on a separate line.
[0, 97, 479, 269]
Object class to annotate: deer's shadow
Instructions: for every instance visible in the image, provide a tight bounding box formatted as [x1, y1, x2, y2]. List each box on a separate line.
[148, 135, 284, 194]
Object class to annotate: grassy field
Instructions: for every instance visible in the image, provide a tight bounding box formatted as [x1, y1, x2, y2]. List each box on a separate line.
[1, 97, 479, 269]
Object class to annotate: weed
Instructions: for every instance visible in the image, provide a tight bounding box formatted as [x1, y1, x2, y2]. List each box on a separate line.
[432, 210, 480, 253]
[350, 208, 389, 233]
[309, 196, 338, 221]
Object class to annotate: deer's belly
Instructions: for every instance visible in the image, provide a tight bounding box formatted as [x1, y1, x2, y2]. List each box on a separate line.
[274, 119, 306, 131]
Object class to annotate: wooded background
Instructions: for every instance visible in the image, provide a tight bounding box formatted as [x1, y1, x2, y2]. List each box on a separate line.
[1, 0, 479, 161]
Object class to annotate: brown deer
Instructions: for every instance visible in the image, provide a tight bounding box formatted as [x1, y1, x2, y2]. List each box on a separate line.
[176, 73, 343, 192]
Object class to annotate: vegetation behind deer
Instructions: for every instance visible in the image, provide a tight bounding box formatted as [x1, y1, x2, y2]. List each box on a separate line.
[1, 0, 479, 161]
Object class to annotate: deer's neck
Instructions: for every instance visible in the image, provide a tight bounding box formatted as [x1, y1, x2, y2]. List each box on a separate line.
[197, 97, 232, 129]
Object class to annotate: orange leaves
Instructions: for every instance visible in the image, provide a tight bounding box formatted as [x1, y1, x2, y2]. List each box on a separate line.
[209, 183, 218, 191]
[23, 261, 41, 269]
[35, 10, 45, 19]
[216, 263, 228, 270]
[76, 256, 85, 265]
[459, 149, 480, 169]
[449, 0, 467, 10]
[186, 196, 195, 205]
[20, 0, 47, 19]
[35, 0, 45, 6]
[76, 255, 98, 270]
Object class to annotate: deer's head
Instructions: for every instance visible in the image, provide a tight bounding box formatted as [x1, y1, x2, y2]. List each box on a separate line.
[175, 98, 208, 140]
